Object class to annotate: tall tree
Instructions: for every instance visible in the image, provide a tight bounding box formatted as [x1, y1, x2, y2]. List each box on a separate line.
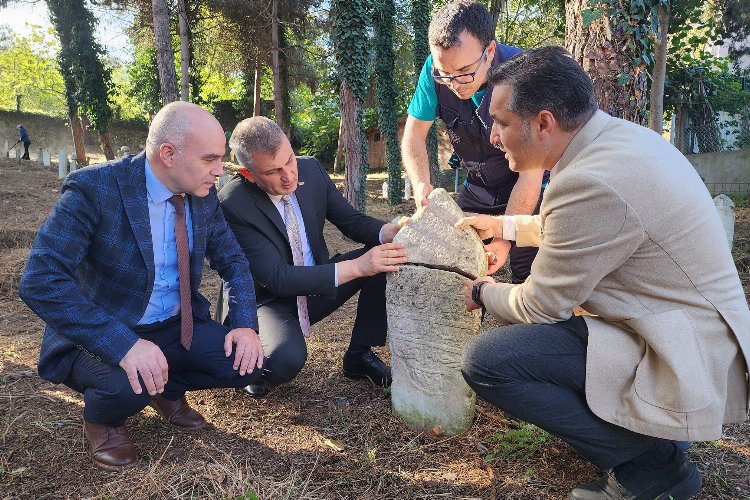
[333, 0, 370, 212]
[152, 0, 179, 103]
[48, 0, 117, 161]
[565, 0, 653, 125]
[411, 0, 441, 186]
[177, 0, 190, 101]
[373, 0, 404, 205]
[649, 1, 670, 133]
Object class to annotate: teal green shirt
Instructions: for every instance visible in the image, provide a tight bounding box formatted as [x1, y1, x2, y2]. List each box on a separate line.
[407, 54, 485, 121]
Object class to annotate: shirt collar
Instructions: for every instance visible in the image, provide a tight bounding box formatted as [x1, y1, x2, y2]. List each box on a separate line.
[267, 192, 284, 205]
[144, 157, 178, 204]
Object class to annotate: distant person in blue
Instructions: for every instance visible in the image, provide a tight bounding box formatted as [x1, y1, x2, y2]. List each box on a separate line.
[19, 102, 264, 471]
[401, 0, 545, 283]
[16, 124, 31, 159]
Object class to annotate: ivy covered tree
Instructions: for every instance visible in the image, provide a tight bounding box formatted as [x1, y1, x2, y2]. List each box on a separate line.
[332, 0, 370, 212]
[411, 0, 440, 186]
[48, 0, 118, 161]
[151, 0, 179, 104]
[374, 0, 404, 205]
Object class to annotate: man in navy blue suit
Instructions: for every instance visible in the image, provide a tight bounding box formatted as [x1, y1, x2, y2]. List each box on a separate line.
[19, 102, 264, 471]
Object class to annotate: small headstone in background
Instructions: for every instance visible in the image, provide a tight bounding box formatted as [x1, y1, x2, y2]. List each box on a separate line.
[58, 150, 68, 179]
[37, 147, 43, 162]
[4, 141, 8, 158]
[43, 150, 51, 167]
[714, 194, 735, 250]
[70, 154, 78, 172]
[382, 181, 388, 199]
[15, 146, 20, 161]
[119, 146, 130, 157]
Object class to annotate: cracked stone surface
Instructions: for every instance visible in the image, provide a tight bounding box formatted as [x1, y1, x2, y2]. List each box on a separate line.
[387, 264, 481, 436]
[393, 188, 487, 278]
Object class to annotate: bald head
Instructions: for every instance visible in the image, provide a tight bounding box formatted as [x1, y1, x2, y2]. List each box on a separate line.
[146, 101, 222, 160]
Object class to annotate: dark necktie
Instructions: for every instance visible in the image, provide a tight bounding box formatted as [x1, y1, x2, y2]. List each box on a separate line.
[281, 195, 311, 336]
[168, 195, 193, 350]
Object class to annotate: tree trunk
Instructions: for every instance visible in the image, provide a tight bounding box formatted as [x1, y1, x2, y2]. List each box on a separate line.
[565, 0, 648, 124]
[177, 0, 190, 101]
[69, 110, 87, 165]
[271, 0, 284, 129]
[254, 51, 263, 116]
[649, 1, 670, 134]
[152, 0, 179, 104]
[673, 104, 688, 153]
[340, 82, 366, 212]
[489, 0, 505, 34]
[99, 131, 115, 160]
[333, 115, 344, 174]
[79, 115, 96, 146]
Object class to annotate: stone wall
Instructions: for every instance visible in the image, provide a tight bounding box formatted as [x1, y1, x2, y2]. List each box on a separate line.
[687, 148, 750, 195]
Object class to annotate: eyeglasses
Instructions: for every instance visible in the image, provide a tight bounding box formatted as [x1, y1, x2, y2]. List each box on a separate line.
[432, 47, 488, 85]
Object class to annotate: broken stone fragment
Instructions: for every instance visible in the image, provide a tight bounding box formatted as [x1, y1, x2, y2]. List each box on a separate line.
[393, 188, 487, 279]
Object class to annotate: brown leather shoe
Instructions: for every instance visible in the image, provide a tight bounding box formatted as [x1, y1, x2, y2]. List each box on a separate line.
[149, 395, 206, 429]
[84, 421, 138, 471]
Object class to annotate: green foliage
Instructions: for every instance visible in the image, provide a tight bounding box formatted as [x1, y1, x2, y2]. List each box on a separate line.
[47, 0, 116, 132]
[493, 0, 565, 48]
[0, 26, 65, 115]
[373, 0, 405, 205]
[482, 422, 554, 461]
[293, 85, 341, 166]
[126, 44, 162, 119]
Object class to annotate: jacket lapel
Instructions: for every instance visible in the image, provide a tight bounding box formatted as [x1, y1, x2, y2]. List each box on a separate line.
[292, 169, 323, 263]
[116, 152, 155, 285]
[244, 178, 288, 242]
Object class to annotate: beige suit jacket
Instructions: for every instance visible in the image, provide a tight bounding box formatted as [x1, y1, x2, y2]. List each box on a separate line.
[483, 111, 750, 441]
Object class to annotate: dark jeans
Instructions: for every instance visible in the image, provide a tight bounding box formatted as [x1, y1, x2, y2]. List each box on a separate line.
[461, 316, 669, 470]
[63, 316, 261, 426]
[256, 247, 387, 385]
[21, 141, 30, 159]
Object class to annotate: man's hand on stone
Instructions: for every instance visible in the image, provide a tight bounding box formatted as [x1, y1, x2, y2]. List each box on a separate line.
[463, 276, 495, 312]
[119, 339, 169, 396]
[356, 242, 407, 277]
[380, 217, 411, 243]
[413, 181, 433, 208]
[225, 327, 264, 376]
[455, 214, 504, 241]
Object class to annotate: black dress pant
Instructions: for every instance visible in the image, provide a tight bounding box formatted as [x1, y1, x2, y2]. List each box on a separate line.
[461, 316, 668, 470]
[256, 247, 387, 385]
[63, 315, 261, 426]
[21, 141, 31, 159]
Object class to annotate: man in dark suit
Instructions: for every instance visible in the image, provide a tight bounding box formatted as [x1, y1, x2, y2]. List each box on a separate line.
[19, 102, 264, 471]
[218, 116, 407, 397]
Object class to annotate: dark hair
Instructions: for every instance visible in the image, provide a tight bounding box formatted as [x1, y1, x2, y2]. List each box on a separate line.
[487, 46, 598, 132]
[428, 1, 494, 50]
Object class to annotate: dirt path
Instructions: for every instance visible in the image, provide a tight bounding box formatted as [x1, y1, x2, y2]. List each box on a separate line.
[1, 158, 748, 499]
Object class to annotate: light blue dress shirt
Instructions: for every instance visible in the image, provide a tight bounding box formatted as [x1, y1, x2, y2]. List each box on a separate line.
[138, 159, 194, 325]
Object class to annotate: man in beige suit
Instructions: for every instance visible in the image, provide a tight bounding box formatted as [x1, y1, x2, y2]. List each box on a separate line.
[459, 46, 750, 500]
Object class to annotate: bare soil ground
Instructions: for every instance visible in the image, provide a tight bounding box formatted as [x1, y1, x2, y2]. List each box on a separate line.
[1, 158, 748, 499]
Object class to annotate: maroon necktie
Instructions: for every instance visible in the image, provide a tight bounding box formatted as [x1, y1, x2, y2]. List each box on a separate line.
[168, 195, 193, 350]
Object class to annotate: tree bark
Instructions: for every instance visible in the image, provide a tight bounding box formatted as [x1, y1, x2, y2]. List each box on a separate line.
[340, 82, 366, 212]
[99, 131, 115, 160]
[177, 0, 190, 101]
[333, 114, 344, 173]
[152, 0, 179, 104]
[649, 1, 670, 133]
[489, 0, 505, 34]
[254, 51, 263, 116]
[565, 0, 648, 124]
[69, 110, 87, 165]
[271, 0, 284, 129]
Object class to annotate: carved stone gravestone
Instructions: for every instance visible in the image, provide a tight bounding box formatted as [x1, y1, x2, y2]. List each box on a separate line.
[713, 194, 735, 250]
[387, 188, 487, 435]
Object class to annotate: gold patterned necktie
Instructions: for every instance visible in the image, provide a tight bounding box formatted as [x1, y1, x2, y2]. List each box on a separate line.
[281, 195, 311, 336]
[168, 195, 193, 350]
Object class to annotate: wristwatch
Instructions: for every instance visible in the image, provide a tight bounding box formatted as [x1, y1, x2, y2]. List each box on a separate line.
[471, 281, 488, 306]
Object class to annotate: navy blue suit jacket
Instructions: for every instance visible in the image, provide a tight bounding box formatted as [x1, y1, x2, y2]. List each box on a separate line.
[218, 156, 384, 307]
[19, 152, 258, 383]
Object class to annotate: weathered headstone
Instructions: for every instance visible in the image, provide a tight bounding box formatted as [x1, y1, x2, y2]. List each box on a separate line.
[15, 146, 20, 161]
[387, 188, 487, 435]
[58, 150, 68, 179]
[70, 154, 78, 172]
[119, 146, 130, 157]
[714, 194, 735, 250]
[4, 141, 8, 158]
[42, 150, 51, 167]
[37, 147, 43, 162]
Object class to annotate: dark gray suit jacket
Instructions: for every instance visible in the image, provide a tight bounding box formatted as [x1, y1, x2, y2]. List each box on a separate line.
[218, 156, 384, 307]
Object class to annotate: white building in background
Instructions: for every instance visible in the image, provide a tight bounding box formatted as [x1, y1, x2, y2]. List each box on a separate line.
[707, 37, 750, 151]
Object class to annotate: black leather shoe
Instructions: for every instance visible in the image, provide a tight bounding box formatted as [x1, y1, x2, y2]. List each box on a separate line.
[343, 350, 392, 388]
[568, 459, 702, 500]
[240, 378, 270, 398]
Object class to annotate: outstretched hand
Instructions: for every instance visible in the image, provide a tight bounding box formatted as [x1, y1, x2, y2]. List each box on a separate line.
[119, 339, 169, 395]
